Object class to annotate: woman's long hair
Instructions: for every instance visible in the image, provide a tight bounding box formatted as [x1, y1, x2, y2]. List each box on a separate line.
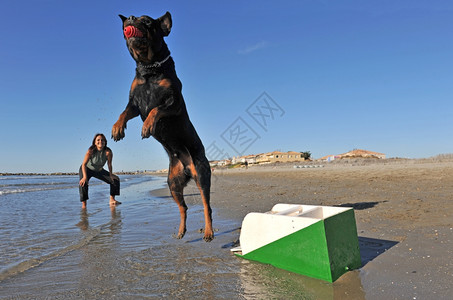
[88, 133, 111, 155]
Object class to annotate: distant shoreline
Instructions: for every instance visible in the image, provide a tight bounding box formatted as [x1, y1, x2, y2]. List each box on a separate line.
[2, 154, 452, 176]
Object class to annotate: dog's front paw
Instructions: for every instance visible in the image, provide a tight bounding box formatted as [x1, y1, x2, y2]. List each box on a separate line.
[142, 108, 158, 139]
[141, 122, 154, 139]
[203, 232, 214, 242]
[172, 227, 186, 240]
[202, 228, 214, 242]
[112, 122, 126, 141]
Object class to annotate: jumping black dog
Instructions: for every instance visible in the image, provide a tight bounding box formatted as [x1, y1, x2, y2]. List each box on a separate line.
[111, 12, 213, 242]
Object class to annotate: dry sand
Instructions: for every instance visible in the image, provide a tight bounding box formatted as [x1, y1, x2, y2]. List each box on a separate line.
[153, 158, 453, 299]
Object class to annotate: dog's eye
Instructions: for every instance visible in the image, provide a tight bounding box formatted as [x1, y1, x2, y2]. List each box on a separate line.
[140, 16, 154, 27]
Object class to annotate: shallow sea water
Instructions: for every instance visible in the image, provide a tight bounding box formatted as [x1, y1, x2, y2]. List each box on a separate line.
[0, 174, 364, 299]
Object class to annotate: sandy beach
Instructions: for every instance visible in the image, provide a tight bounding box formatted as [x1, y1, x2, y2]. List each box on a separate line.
[153, 158, 453, 299]
[1, 159, 452, 299]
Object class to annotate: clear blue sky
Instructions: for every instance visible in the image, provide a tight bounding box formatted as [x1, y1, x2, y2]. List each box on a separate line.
[1, 0, 452, 173]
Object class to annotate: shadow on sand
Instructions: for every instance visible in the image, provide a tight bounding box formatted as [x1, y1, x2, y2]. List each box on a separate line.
[335, 201, 398, 266]
[358, 236, 398, 266]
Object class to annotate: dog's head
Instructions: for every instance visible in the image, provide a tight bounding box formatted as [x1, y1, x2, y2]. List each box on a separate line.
[119, 12, 172, 65]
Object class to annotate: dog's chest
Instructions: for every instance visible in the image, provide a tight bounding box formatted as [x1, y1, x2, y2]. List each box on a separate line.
[132, 80, 172, 117]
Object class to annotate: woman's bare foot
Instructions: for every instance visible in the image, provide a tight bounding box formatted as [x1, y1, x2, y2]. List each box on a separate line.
[82, 201, 87, 209]
[109, 197, 121, 206]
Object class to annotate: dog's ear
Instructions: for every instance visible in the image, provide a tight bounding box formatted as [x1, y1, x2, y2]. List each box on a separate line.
[119, 14, 127, 23]
[158, 12, 172, 36]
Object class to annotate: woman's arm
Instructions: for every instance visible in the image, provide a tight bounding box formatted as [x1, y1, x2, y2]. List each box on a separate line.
[106, 150, 115, 181]
[79, 151, 90, 186]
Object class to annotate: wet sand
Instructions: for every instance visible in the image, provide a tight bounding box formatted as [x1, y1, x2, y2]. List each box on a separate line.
[153, 158, 453, 299]
[2, 160, 451, 299]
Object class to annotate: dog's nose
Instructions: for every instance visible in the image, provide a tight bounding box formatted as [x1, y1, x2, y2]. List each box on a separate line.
[128, 16, 136, 22]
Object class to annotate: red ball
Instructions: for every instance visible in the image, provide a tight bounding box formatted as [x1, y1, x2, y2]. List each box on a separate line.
[124, 26, 143, 38]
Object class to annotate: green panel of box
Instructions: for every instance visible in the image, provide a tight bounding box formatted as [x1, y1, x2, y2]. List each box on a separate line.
[234, 205, 361, 282]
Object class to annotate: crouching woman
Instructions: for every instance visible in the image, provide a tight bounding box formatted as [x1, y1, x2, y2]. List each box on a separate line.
[79, 133, 121, 209]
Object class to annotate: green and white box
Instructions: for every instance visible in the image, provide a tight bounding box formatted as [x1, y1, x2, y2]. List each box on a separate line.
[232, 204, 361, 282]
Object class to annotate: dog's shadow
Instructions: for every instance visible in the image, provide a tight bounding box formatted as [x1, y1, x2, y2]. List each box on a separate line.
[186, 227, 241, 244]
[158, 193, 201, 200]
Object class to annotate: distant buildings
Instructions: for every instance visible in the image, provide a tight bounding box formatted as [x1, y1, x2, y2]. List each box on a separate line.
[319, 149, 386, 162]
[210, 151, 307, 167]
[255, 151, 307, 164]
[209, 148, 386, 167]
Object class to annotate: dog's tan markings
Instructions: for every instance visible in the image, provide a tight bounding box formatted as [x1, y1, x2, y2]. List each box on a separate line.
[112, 106, 139, 141]
[142, 107, 159, 138]
[188, 162, 214, 241]
[144, 108, 158, 125]
[131, 78, 145, 93]
[170, 160, 184, 178]
[131, 48, 140, 61]
[147, 46, 153, 61]
[158, 79, 171, 89]
[168, 160, 188, 239]
[188, 163, 198, 178]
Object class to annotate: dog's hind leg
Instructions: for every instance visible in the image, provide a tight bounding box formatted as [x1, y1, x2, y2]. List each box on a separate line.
[167, 158, 190, 239]
[190, 157, 213, 242]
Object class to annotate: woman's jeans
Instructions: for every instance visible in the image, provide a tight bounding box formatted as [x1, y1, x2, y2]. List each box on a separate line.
[79, 166, 120, 202]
